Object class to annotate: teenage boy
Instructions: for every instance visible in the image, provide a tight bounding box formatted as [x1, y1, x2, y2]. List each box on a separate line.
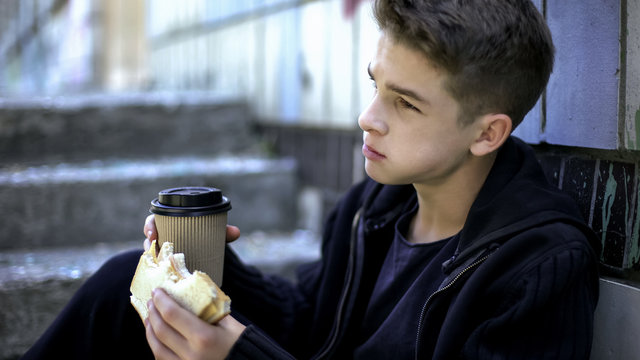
[23, 0, 599, 359]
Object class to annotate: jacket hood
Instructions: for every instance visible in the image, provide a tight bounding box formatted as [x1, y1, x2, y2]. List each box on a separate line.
[361, 136, 596, 270]
[448, 136, 600, 271]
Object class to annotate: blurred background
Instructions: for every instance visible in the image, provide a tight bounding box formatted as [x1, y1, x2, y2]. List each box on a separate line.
[1, 0, 640, 358]
[0, 0, 377, 241]
[0, 0, 376, 125]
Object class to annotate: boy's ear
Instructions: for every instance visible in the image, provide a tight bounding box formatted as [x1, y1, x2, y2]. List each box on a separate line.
[469, 113, 512, 156]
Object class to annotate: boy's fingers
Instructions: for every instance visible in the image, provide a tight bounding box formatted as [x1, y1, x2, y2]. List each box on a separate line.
[226, 225, 241, 243]
[145, 317, 181, 360]
[144, 215, 157, 241]
[151, 289, 206, 345]
[147, 290, 189, 356]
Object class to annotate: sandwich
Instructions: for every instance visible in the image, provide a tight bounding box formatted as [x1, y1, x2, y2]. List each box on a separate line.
[130, 240, 231, 324]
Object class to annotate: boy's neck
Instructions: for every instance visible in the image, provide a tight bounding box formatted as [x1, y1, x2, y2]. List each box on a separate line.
[408, 152, 497, 244]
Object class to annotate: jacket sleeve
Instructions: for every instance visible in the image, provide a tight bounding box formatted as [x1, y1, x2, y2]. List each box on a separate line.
[220, 246, 318, 353]
[226, 325, 297, 360]
[460, 244, 599, 359]
[220, 179, 375, 357]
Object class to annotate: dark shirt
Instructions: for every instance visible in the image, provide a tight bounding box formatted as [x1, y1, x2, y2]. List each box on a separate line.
[355, 204, 455, 358]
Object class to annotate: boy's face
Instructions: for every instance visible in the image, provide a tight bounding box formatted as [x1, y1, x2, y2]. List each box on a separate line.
[358, 33, 482, 186]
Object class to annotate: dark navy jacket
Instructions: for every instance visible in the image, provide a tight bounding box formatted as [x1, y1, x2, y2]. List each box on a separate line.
[223, 137, 600, 359]
[21, 137, 600, 360]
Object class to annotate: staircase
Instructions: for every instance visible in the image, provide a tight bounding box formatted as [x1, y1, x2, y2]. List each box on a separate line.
[0, 93, 314, 359]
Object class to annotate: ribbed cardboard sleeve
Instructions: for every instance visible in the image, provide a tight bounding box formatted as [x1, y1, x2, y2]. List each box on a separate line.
[155, 212, 227, 286]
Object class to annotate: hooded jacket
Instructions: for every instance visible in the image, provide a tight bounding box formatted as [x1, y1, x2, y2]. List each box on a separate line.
[223, 136, 600, 359]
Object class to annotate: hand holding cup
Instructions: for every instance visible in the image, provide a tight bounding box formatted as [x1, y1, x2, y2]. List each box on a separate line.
[145, 187, 235, 286]
[144, 215, 240, 250]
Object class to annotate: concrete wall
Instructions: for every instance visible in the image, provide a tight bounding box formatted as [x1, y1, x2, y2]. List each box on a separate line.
[591, 278, 640, 359]
[0, 93, 260, 166]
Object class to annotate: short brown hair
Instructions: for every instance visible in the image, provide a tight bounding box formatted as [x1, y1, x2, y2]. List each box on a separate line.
[373, 0, 554, 127]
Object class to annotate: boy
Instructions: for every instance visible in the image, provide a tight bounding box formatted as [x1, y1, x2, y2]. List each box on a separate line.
[24, 0, 599, 359]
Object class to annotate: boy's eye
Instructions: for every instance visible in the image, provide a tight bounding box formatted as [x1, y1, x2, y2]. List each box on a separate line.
[398, 98, 420, 112]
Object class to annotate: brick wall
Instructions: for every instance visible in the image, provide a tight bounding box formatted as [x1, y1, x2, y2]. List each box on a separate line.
[535, 145, 640, 282]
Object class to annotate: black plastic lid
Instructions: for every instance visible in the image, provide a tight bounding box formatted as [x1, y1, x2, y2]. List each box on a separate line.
[150, 186, 231, 217]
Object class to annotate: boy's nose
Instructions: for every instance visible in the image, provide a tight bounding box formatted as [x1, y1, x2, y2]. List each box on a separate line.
[358, 97, 388, 135]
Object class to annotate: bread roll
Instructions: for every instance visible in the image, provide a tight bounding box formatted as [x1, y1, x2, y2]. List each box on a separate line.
[130, 240, 231, 323]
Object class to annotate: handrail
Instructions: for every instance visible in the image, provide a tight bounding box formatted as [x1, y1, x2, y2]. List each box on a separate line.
[150, 0, 323, 49]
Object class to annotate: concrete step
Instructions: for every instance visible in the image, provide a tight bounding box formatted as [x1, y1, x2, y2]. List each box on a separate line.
[0, 93, 261, 167]
[0, 156, 298, 250]
[0, 230, 320, 360]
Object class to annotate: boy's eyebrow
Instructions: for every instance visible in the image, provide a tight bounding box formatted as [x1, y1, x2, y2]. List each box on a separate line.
[367, 63, 428, 105]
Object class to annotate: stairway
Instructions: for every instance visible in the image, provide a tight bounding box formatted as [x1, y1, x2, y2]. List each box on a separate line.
[0, 93, 313, 359]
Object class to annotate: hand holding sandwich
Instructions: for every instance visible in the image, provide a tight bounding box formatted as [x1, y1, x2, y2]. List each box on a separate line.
[145, 288, 245, 360]
[140, 215, 245, 359]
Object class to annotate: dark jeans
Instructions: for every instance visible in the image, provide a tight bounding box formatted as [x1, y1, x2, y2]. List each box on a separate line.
[22, 249, 154, 360]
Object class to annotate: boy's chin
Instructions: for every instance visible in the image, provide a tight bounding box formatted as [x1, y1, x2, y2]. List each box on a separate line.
[365, 170, 411, 186]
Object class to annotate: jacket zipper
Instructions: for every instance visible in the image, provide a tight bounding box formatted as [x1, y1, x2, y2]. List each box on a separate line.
[414, 253, 491, 360]
[312, 209, 362, 360]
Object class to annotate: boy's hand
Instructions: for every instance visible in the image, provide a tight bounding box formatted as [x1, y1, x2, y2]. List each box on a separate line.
[145, 288, 245, 360]
[143, 215, 241, 251]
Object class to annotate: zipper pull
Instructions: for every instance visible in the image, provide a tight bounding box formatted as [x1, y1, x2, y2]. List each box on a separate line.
[441, 254, 457, 274]
[365, 219, 384, 233]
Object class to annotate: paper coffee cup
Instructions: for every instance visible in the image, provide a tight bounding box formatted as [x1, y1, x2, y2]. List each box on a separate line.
[150, 187, 231, 285]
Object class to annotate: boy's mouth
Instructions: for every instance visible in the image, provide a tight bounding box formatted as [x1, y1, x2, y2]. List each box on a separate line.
[362, 144, 386, 160]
